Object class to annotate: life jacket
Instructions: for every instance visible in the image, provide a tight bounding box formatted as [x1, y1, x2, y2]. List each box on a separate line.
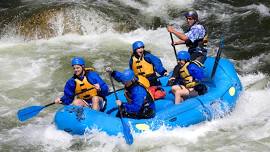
[74, 68, 98, 100]
[124, 81, 154, 107]
[131, 55, 155, 77]
[124, 77, 153, 101]
[179, 60, 203, 88]
[185, 23, 208, 53]
[123, 82, 155, 119]
[137, 75, 150, 88]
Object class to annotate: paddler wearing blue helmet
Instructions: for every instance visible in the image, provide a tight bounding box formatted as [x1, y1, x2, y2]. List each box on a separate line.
[106, 67, 155, 119]
[168, 51, 207, 104]
[167, 10, 208, 63]
[129, 41, 169, 86]
[54, 57, 109, 111]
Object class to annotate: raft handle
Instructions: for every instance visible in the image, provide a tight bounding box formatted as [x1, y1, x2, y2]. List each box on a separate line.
[64, 128, 72, 133]
[169, 117, 177, 122]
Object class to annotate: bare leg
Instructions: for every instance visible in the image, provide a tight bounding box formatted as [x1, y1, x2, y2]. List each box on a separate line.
[72, 97, 103, 111]
[175, 89, 183, 104]
[172, 85, 182, 104]
[73, 99, 89, 106]
[172, 85, 190, 104]
[92, 96, 105, 111]
[91, 96, 100, 110]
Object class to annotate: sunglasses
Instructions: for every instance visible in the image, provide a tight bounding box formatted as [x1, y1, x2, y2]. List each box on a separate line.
[186, 17, 194, 20]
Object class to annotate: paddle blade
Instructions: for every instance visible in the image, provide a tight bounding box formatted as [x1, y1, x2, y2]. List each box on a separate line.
[121, 119, 134, 145]
[17, 105, 44, 122]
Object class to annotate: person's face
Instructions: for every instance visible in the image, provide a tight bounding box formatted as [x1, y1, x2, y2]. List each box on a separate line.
[178, 60, 186, 66]
[73, 65, 83, 76]
[135, 47, 144, 57]
[186, 17, 195, 27]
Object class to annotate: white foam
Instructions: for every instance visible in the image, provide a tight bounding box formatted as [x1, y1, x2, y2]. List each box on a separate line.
[22, 27, 186, 70]
[118, 0, 194, 18]
[239, 73, 266, 87]
[238, 53, 270, 74]
[5, 114, 73, 151]
[245, 4, 270, 16]
[0, 55, 57, 90]
[0, 1, 269, 151]
[48, 7, 114, 36]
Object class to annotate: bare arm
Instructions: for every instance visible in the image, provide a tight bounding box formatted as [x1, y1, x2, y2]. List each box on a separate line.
[167, 25, 188, 41]
[174, 40, 186, 45]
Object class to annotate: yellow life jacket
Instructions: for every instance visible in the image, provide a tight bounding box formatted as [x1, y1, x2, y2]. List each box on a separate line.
[202, 34, 208, 46]
[179, 61, 203, 88]
[74, 68, 98, 100]
[132, 56, 155, 77]
[138, 75, 150, 88]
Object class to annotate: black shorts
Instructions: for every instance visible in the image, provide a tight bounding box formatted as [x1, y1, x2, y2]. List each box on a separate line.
[194, 84, 208, 95]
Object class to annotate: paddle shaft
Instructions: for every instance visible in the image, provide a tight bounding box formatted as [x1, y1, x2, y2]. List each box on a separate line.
[169, 32, 178, 63]
[108, 72, 134, 145]
[211, 36, 224, 79]
[109, 74, 118, 100]
[108, 73, 123, 116]
[44, 102, 55, 108]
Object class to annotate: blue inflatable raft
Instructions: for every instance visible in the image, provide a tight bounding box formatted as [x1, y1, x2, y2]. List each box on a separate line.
[54, 57, 242, 135]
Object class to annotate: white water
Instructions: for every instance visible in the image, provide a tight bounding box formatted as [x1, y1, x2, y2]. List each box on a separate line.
[1, 0, 270, 151]
[0, 26, 269, 151]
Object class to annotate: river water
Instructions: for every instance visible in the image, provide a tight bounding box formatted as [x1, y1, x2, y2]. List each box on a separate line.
[0, 0, 270, 151]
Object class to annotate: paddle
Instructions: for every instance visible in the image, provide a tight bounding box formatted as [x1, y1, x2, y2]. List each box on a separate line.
[17, 102, 55, 122]
[169, 32, 178, 63]
[211, 36, 224, 79]
[108, 72, 134, 145]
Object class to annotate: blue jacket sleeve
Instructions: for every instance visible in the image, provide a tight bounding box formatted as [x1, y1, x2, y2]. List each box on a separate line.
[144, 53, 167, 76]
[122, 85, 146, 113]
[188, 63, 204, 81]
[87, 72, 109, 97]
[111, 71, 124, 83]
[60, 78, 76, 105]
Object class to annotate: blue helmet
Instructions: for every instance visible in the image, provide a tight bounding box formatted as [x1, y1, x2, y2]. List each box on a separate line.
[71, 57, 85, 66]
[121, 69, 135, 83]
[132, 41, 144, 52]
[184, 10, 198, 21]
[177, 51, 190, 61]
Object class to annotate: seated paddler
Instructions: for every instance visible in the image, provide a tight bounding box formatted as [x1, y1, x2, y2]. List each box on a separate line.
[54, 57, 109, 111]
[168, 51, 207, 104]
[129, 41, 169, 86]
[106, 67, 155, 119]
